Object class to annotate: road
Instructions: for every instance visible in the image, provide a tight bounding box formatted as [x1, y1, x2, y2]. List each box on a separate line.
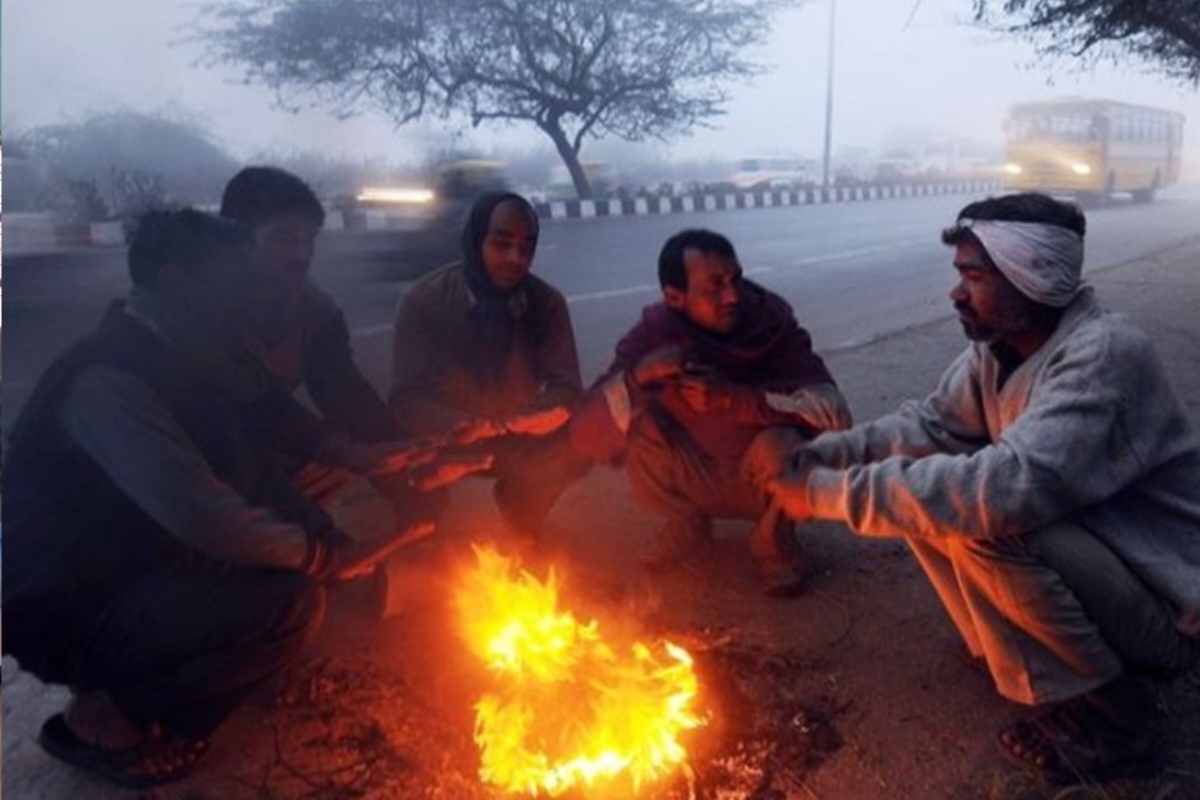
[5, 188, 1200, 422]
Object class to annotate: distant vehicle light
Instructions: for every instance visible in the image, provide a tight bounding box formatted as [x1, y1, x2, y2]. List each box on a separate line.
[357, 186, 436, 204]
[1070, 163, 1092, 175]
[1003, 163, 1023, 175]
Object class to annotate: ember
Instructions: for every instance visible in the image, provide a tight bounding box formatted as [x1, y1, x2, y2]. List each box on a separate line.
[454, 545, 705, 796]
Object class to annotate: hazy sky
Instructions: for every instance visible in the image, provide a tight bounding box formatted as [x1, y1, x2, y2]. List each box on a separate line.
[6, 0, 1200, 164]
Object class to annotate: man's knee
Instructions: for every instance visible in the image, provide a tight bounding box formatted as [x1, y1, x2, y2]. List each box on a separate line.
[626, 411, 686, 478]
[627, 407, 677, 457]
[741, 426, 808, 488]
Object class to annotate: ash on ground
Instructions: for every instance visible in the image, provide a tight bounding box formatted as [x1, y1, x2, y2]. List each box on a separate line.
[236, 631, 845, 800]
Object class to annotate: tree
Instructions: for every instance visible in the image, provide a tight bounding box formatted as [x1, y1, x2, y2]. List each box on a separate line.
[196, 0, 794, 198]
[973, 0, 1200, 86]
[18, 109, 239, 219]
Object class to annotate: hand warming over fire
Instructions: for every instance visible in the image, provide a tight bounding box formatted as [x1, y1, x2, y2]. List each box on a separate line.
[362, 440, 440, 475]
[316, 432, 437, 476]
[765, 450, 822, 521]
[678, 374, 740, 413]
[407, 451, 495, 491]
[319, 520, 435, 581]
[500, 405, 572, 436]
[448, 416, 507, 446]
[631, 344, 688, 388]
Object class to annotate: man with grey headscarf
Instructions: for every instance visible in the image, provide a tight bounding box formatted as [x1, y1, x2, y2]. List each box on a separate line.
[768, 192, 1200, 784]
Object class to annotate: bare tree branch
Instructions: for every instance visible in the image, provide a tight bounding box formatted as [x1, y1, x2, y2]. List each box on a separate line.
[973, 0, 1200, 86]
[193, 0, 800, 197]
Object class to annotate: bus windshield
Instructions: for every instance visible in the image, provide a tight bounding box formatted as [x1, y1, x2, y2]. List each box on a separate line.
[1007, 112, 1103, 143]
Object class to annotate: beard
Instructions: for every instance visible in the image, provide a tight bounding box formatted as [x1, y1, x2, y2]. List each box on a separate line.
[955, 302, 1039, 344]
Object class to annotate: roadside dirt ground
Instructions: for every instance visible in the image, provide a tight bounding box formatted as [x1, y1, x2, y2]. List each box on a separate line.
[4, 238, 1200, 800]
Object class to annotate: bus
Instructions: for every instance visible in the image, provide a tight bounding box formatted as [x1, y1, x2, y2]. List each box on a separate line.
[1002, 98, 1184, 204]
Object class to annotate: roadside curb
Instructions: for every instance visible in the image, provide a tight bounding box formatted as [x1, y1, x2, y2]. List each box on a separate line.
[533, 179, 1001, 220]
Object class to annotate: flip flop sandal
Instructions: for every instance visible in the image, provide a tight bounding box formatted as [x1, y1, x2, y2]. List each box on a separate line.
[38, 714, 208, 789]
[996, 705, 1158, 785]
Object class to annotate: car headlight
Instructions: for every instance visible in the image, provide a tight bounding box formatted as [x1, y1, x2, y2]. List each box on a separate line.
[1003, 163, 1023, 175]
[357, 187, 436, 204]
[1071, 163, 1092, 176]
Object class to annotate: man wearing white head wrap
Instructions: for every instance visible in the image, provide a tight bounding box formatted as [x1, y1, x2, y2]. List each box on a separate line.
[768, 192, 1200, 784]
[958, 218, 1085, 308]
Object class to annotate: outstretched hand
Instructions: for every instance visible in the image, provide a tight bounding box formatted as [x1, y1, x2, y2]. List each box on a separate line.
[408, 451, 495, 491]
[677, 372, 736, 412]
[324, 520, 435, 582]
[363, 440, 440, 475]
[319, 433, 439, 476]
[632, 345, 688, 388]
[501, 405, 572, 436]
[447, 416, 507, 446]
[764, 452, 821, 522]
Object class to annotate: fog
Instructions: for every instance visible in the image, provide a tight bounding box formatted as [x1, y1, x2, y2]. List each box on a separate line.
[5, 0, 1200, 173]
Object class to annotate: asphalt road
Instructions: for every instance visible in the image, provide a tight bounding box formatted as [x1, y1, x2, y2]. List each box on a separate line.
[5, 188, 1200, 424]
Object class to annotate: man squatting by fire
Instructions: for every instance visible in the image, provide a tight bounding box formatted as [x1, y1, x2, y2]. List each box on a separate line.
[390, 191, 592, 548]
[769, 192, 1200, 784]
[1, 209, 486, 788]
[219, 166, 494, 530]
[570, 228, 852, 591]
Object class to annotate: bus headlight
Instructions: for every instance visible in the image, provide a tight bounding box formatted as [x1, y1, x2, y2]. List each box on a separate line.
[1071, 163, 1093, 175]
[1003, 163, 1023, 175]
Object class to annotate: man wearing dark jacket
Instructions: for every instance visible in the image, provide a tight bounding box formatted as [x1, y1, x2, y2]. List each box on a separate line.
[2, 210, 418, 789]
[220, 166, 398, 443]
[570, 228, 851, 581]
[220, 167, 490, 529]
[390, 192, 590, 540]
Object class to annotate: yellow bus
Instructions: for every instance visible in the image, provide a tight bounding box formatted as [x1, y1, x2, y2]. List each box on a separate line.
[1002, 99, 1184, 204]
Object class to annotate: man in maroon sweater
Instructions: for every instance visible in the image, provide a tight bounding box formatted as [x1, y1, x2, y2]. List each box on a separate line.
[570, 229, 851, 585]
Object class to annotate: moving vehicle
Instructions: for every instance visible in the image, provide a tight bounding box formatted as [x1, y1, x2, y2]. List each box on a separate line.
[1001, 98, 1184, 204]
[361, 160, 511, 281]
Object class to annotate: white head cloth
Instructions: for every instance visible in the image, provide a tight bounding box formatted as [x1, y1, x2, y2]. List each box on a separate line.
[960, 218, 1085, 308]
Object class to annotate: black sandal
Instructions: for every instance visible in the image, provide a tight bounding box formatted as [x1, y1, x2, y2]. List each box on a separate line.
[38, 714, 208, 789]
[996, 702, 1158, 784]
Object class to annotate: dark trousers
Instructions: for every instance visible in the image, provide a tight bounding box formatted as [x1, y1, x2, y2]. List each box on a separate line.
[20, 569, 325, 739]
[488, 428, 592, 531]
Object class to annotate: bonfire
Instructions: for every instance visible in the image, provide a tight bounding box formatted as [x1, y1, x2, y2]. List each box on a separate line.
[454, 546, 706, 797]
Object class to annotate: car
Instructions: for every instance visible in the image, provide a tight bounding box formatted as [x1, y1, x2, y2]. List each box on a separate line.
[362, 160, 511, 281]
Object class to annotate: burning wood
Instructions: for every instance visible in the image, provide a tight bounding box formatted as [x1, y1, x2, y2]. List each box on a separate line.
[454, 545, 706, 796]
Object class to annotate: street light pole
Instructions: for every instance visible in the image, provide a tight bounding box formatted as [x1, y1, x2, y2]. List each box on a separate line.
[821, 0, 837, 196]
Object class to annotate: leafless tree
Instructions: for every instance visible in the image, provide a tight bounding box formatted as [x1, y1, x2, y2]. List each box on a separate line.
[195, 0, 796, 198]
[17, 109, 238, 219]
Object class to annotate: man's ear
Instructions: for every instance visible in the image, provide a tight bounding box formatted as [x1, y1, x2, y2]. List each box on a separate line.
[663, 285, 686, 311]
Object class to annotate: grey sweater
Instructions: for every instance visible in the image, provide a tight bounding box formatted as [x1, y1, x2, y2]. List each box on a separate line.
[803, 288, 1200, 636]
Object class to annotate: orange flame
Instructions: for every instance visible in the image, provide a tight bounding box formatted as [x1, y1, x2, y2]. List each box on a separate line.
[455, 545, 705, 796]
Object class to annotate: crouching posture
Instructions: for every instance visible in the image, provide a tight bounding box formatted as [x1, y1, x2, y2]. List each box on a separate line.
[390, 192, 591, 544]
[769, 193, 1200, 783]
[3, 211, 422, 788]
[571, 228, 850, 588]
